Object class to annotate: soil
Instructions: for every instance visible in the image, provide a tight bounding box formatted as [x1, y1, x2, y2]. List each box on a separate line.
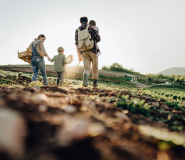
[0, 85, 185, 160]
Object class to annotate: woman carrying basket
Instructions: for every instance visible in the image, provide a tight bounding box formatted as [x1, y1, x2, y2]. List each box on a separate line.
[28, 34, 50, 85]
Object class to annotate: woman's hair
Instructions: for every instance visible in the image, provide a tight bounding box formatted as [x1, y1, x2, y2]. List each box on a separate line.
[89, 20, 96, 26]
[80, 17, 88, 23]
[58, 47, 64, 53]
[37, 34, 46, 39]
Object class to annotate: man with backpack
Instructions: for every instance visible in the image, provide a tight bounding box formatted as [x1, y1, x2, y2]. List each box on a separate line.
[75, 17, 101, 87]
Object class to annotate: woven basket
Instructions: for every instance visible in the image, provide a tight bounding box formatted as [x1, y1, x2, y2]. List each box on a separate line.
[66, 55, 73, 64]
[18, 49, 32, 63]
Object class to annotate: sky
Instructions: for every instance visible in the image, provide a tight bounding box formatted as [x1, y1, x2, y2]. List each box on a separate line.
[0, 0, 185, 74]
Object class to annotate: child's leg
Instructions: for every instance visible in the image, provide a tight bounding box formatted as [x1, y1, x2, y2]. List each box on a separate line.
[57, 72, 61, 85]
[97, 48, 101, 56]
[96, 45, 101, 56]
[59, 72, 65, 86]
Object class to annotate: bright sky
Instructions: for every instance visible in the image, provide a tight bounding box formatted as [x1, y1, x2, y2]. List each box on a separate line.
[0, 0, 185, 74]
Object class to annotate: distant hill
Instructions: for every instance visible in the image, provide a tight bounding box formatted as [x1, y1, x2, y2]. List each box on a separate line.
[159, 67, 185, 75]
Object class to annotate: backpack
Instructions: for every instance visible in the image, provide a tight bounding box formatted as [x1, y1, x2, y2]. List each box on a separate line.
[77, 24, 94, 52]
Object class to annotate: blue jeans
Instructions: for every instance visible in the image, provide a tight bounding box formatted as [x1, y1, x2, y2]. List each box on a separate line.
[31, 56, 48, 85]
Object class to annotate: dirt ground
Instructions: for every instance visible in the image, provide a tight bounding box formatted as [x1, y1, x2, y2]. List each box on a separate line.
[0, 84, 185, 160]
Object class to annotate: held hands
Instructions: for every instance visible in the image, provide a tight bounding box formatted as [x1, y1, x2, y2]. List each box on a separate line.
[46, 55, 51, 61]
[79, 56, 82, 62]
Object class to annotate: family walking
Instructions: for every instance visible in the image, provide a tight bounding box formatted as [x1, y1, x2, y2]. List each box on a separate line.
[28, 16, 101, 87]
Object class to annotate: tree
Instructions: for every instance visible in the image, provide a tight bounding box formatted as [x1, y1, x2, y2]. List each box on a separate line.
[175, 75, 180, 82]
[110, 63, 124, 72]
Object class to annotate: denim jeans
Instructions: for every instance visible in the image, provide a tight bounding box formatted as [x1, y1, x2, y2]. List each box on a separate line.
[31, 56, 48, 85]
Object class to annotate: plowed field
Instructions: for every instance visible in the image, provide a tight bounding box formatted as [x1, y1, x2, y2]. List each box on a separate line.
[0, 83, 185, 160]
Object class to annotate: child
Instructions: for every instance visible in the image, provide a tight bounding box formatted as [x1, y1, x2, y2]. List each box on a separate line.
[48, 47, 68, 86]
[89, 20, 101, 56]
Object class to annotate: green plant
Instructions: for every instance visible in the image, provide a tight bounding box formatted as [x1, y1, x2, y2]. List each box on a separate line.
[18, 72, 23, 76]
[115, 96, 151, 118]
[165, 93, 169, 97]
[166, 101, 181, 110]
[173, 95, 178, 100]
[6, 73, 18, 79]
[29, 81, 43, 87]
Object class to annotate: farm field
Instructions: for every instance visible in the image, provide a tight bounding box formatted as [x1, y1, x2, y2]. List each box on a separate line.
[1, 70, 185, 160]
[0, 65, 148, 80]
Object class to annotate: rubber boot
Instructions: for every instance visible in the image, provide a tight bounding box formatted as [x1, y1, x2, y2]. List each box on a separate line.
[83, 74, 88, 87]
[57, 79, 59, 86]
[93, 79, 98, 88]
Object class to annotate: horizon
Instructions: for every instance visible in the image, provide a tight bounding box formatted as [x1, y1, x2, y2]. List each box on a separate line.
[1, 0, 185, 74]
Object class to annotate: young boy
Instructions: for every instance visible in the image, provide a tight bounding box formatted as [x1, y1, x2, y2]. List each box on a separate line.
[89, 20, 101, 56]
[48, 47, 68, 86]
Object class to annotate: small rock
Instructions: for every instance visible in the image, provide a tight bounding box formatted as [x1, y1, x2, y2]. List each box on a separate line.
[32, 85, 40, 92]
[56, 119, 89, 146]
[114, 112, 131, 123]
[137, 119, 147, 125]
[31, 94, 47, 103]
[161, 104, 169, 109]
[0, 108, 26, 158]
[64, 105, 77, 113]
[152, 102, 160, 107]
[38, 104, 47, 112]
[87, 123, 105, 137]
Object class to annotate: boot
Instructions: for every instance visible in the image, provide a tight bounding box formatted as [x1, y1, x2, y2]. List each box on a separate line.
[57, 79, 59, 86]
[93, 79, 98, 88]
[83, 74, 88, 87]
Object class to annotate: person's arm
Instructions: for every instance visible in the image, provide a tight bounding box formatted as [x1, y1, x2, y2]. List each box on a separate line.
[75, 29, 82, 62]
[90, 26, 99, 32]
[76, 45, 82, 62]
[90, 26, 95, 30]
[63, 56, 68, 64]
[27, 44, 31, 53]
[27, 43, 33, 53]
[50, 56, 55, 62]
[39, 42, 47, 57]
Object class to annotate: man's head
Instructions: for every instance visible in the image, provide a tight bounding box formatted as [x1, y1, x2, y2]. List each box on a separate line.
[80, 17, 88, 24]
[89, 20, 96, 26]
[58, 47, 64, 54]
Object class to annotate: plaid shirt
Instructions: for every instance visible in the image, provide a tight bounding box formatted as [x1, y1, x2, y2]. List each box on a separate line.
[75, 23, 101, 53]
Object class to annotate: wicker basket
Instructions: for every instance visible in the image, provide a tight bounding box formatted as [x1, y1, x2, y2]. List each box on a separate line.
[18, 49, 32, 63]
[66, 55, 73, 64]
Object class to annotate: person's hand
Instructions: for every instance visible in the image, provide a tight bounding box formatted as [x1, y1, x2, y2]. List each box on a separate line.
[91, 26, 95, 30]
[46, 55, 50, 61]
[79, 56, 82, 62]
